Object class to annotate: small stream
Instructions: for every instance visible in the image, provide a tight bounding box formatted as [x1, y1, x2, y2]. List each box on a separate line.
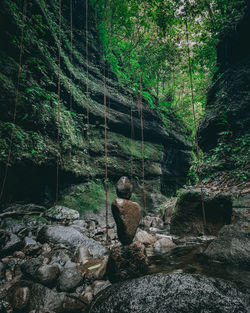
[147, 233, 250, 289]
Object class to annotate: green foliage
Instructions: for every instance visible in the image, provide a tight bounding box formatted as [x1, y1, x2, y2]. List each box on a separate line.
[202, 131, 250, 182]
[30, 215, 49, 224]
[93, 0, 247, 134]
[58, 180, 116, 213]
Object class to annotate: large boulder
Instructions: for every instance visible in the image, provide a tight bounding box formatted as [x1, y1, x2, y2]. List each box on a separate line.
[37, 225, 107, 257]
[170, 189, 232, 236]
[106, 241, 148, 283]
[89, 273, 250, 313]
[111, 198, 141, 245]
[204, 213, 250, 267]
[115, 177, 133, 200]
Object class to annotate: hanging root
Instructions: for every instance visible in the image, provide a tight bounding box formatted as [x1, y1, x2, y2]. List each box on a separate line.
[0, 0, 27, 202]
[185, 20, 206, 232]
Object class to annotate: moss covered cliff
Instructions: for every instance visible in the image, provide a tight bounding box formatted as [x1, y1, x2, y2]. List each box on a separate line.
[0, 0, 191, 211]
[199, 4, 250, 184]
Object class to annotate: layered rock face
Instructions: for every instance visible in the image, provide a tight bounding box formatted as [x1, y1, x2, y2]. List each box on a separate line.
[199, 4, 250, 180]
[0, 0, 191, 208]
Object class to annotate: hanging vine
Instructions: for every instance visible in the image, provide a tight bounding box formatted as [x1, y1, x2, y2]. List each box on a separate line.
[139, 74, 146, 211]
[69, 0, 73, 160]
[0, 0, 27, 202]
[130, 107, 135, 181]
[86, 0, 90, 143]
[185, 19, 207, 230]
[55, 0, 62, 204]
[104, 64, 109, 243]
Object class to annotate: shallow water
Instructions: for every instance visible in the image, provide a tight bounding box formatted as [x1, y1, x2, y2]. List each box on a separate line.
[148, 235, 250, 289]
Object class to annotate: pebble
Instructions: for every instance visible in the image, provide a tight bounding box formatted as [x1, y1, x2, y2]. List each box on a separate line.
[84, 286, 92, 293]
[42, 257, 50, 264]
[42, 243, 52, 254]
[13, 251, 25, 259]
[5, 270, 13, 281]
[83, 292, 93, 304]
[75, 247, 91, 264]
[1, 257, 10, 264]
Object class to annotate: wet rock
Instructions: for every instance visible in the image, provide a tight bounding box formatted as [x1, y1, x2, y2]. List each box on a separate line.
[50, 249, 72, 269]
[151, 217, 164, 229]
[23, 243, 41, 256]
[107, 228, 116, 241]
[30, 283, 86, 312]
[93, 280, 111, 297]
[89, 273, 250, 313]
[37, 225, 107, 257]
[41, 243, 52, 254]
[45, 205, 80, 221]
[34, 264, 60, 286]
[83, 291, 93, 304]
[141, 216, 164, 230]
[0, 302, 7, 313]
[9, 281, 87, 312]
[82, 208, 116, 229]
[116, 177, 133, 200]
[111, 198, 141, 245]
[2, 218, 26, 235]
[9, 285, 30, 310]
[21, 258, 42, 278]
[75, 247, 91, 264]
[170, 189, 232, 236]
[1, 257, 9, 264]
[0, 262, 6, 280]
[5, 269, 13, 281]
[69, 219, 88, 232]
[153, 238, 176, 254]
[24, 236, 37, 246]
[134, 230, 156, 246]
[57, 261, 84, 292]
[13, 251, 25, 259]
[204, 216, 250, 267]
[84, 285, 92, 294]
[106, 241, 148, 283]
[147, 192, 167, 214]
[162, 199, 176, 223]
[0, 230, 23, 256]
[87, 220, 96, 233]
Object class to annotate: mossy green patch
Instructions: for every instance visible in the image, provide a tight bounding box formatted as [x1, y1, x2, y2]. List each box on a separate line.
[110, 132, 163, 161]
[58, 180, 116, 214]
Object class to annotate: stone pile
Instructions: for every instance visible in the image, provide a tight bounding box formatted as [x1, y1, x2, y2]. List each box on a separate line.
[111, 176, 141, 245]
[108, 177, 149, 282]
